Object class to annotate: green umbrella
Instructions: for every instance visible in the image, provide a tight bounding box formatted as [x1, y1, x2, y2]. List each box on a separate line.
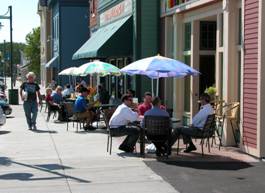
[77, 60, 121, 77]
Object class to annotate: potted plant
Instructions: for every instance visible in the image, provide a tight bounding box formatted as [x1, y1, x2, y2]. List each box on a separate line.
[204, 86, 217, 102]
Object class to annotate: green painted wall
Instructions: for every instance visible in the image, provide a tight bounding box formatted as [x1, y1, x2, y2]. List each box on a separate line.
[133, 0, 160, 97]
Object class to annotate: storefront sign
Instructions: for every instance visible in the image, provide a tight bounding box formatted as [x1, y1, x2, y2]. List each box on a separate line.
[100, 0, 132, 26]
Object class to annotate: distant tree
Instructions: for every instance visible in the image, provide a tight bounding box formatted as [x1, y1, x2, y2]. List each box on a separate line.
[0, 42, 26, 76]
[24, 27, 40, 80]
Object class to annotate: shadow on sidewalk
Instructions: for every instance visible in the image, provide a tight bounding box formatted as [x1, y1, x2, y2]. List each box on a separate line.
[0, 157, 90, 183]
[159, 160, 253, 171]
[0, 131, 11, 135]
[31, 129, 57, 134]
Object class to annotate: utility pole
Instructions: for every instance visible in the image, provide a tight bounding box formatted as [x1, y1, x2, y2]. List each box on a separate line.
[9, 6, 13, 90]
[3, 40, 6, 86]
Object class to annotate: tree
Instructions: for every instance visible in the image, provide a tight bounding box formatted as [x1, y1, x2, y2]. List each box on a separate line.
[24, 27, 40, 80]
[0, 42, 26, 76]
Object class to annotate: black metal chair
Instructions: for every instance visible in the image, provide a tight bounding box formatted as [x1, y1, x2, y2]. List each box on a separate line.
[144, 116, 172, 158]
[39, 94, 46, 112]
[46, 103, 59, 122]
[101, 108, 116, 155]
[64, 103, 86, 132]
[177, 114, 216, 156]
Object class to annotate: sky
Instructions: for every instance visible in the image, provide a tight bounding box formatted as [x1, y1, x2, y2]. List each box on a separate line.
[0, 0, 40, 43]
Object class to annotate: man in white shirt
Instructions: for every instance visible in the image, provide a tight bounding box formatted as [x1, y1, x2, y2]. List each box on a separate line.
[109, 94, 139, 153]
[80, 78, 87, 88]
[62, 84, 73, 98]
[172, 93, 214, 153]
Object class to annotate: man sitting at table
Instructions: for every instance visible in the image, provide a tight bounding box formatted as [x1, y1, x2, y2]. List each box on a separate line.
[171, 93, 214, 153]
[142, 97, 170, 156]
[62, 84, 73, 98]
[138, 92, 152, 116]
[74, 87, 95, 129]
[109, 94, 140, 153]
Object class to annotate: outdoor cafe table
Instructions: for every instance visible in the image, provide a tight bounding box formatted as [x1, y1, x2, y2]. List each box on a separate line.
[136, 117, 181, 157]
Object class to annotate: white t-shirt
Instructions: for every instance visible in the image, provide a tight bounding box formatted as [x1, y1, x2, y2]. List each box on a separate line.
[80, 80, 87, 88]
[109, 103, 138, 128]
[192, 103, 214, 129]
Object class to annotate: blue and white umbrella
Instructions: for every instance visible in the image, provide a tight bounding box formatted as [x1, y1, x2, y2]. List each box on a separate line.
[121, 55, 200, 95]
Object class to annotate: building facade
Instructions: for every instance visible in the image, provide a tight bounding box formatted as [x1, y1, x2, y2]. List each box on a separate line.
[41, 0, 89, 85]
[161, 0, 265, 158]
[242, 0, 265, 158]
[73, 0, 160, 99]
[38, 0, 52, 87]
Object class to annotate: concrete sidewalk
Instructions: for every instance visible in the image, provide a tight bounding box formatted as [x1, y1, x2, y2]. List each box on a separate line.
[0, 104, 177, 193]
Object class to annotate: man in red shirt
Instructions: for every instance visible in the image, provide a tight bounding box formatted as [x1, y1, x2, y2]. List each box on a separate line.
[138, 92, 152, 116]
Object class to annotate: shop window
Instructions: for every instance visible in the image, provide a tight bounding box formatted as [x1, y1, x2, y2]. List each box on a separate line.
[200, 21, 217, 50]
[219, 52, 223, 100]
[238, 51, 241, 102]
[162, 0, 188, 12]
[184, 55, 191, 112]
[53, 13, 59, 54]
[90, 0, 96, 17]
[238, 8, 242, 45]
[184, 22, 191, 51]
[219, 13, 223, 47]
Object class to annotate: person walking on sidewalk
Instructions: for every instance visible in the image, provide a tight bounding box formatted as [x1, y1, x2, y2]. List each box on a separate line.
[20, 72, 41, 130]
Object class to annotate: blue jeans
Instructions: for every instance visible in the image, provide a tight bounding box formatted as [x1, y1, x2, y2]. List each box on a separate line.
[23, 101, 38, 128]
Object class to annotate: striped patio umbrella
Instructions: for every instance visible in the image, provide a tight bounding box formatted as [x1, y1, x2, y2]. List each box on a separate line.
[77, 60, 121, 77]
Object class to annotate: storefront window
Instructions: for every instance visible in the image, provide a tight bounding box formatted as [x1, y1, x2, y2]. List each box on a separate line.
[219, 52, 223, 100]
[219, 13, 223, 47]
[184, 55, 191, 112]
[238, 51, 241, 102]
[161, 0, 190, 14]
[200, 21, 217, 50]
[107, 58, 133, 98]
[238, 8, 242, 45]
[184, 22, 191, 51]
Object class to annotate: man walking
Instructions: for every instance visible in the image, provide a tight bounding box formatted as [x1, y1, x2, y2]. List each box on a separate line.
[20, 72, 41, 130]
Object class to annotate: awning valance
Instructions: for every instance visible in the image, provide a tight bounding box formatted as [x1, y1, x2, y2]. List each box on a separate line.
[45, 56, 58, 68]
[72, 16, 132, 60]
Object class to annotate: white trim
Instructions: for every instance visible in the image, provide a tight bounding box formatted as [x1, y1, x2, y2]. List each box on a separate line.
[257, 0, 262, 157]
[199, 50, 216, 55]
[161, 0, 219, 17]
[258, 0, 265, 157]
[239, 0, 245, 150]
[183, 5, 222, 23]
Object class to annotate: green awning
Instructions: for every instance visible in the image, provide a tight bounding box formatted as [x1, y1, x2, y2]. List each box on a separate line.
[72, 16, 132, 60]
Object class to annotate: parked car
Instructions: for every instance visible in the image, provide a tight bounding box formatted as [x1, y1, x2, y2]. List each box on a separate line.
[0, 100, 12, 115]
[0, 106, 6, 126]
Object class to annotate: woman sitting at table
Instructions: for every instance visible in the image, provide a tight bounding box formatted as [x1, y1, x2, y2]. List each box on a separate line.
[74, 87, 96, 129]
[51, 86, 64, 106]
[50, 86, 67, 121]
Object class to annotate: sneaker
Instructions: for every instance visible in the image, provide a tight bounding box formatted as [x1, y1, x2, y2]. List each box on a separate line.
[184, 145, 197, 153]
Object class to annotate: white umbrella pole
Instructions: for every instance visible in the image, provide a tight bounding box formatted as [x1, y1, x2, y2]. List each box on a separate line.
[156, 78, 159, 96]
[151, 79, 154, 96]
[97, 75, 100, 95]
